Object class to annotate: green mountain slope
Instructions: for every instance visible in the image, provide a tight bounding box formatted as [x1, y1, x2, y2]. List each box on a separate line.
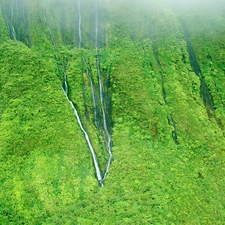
[0, 0, 225, 224]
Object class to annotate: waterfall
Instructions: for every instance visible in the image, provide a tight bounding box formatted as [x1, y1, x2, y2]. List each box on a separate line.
[41, 1, 57, 50]
[62, 69, 103, 186]
[15, 0, 19, 40]
[78, 0, 82, 48]
[82, 57, 100, 128]
[95, 0, 113, 181]
[96, 53, 113, 181]
[10, 1, 16, 40]
[41, 2, 105, 186]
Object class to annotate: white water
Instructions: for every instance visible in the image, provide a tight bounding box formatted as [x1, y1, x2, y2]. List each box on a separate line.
[0, 3, 10, 38]
[95, 0, 113, 181]
[96, 54, 113, 181]
[41, 1, 57, 50]
[41, 3, 104, 186]
[82, 57, 99, 128]
[10, 2, 16, 40]
[40, 0, 112, 186]
[62, 71, 103, 185]
[78, 0, 82, 48]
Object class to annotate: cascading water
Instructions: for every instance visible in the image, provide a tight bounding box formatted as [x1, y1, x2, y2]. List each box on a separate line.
[14, 0, 19, 39]
[96, 54, 113, 180]
[41, 1, 57, 50]
[82, 57, 100, 128]
[0, 3, 10, 40]
[62, 66, 103, 186]
[41, 1, 107, 186]
[3, 0, 112, 186]
[10, 1, 16, 40]
[3, 0, 31, 45]
[95, 0, 113, 181]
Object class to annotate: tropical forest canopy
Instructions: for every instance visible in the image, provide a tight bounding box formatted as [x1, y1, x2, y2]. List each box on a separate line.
[0, 0, 225, 224]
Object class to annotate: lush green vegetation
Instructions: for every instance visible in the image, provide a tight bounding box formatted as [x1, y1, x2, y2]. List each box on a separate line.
[0, 0, 225, 224]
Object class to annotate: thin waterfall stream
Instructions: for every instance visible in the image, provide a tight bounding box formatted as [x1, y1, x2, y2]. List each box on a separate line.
[41, 1, 57, 50]
[95, 0, 113, 181]
[0, 2, 13, 41]
[62, 66, 103, 186]
[3, 0, 112, 186]
[96, 53, 113, 180]
[40, 0, 112, 186]
[10, 1, 16, 40]
[82, 57, 99, 128]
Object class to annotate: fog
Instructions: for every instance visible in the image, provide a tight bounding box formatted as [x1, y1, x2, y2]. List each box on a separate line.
[159, 0, 225, 16]
[1, 0, 225, 46]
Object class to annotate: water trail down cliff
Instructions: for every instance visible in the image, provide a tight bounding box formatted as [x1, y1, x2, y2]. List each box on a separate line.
[7, 0, 112, 186]
[78, 0, 82, 48]
[96, 53, 113, 180]
[95, 0, 113, 181]
[82, 57, 100, 128]
[41, 1, 57, 50]
[10, 1, 16, 40]
[41, 4, 104, 186]
[3, 0, 31, 45]
[62, 64, 103, 186]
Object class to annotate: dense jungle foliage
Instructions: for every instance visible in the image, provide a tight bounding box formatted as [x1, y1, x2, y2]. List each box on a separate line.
[0, 0, 225, 224]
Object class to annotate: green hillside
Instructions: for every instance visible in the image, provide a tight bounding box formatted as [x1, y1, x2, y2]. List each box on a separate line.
[0, 0, 225, 224]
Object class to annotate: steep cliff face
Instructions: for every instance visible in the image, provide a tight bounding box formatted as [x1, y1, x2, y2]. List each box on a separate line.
[0, 0, 225, 224]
